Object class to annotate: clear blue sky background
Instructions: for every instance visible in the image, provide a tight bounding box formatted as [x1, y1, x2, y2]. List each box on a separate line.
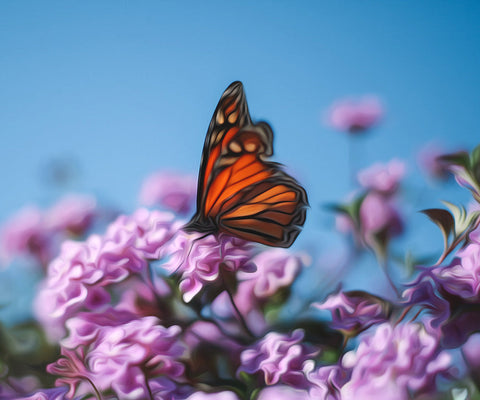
[1, 2, 480, 320]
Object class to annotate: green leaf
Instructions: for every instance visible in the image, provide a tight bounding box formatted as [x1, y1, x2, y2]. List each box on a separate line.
[420, 208, 454, 251]
[442, 201, 480, 238]
[471, 144, 480, 184]
[438, 151, 470, 169]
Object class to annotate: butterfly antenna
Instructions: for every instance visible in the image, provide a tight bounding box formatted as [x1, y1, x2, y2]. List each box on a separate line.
[174, 231, 212, 274]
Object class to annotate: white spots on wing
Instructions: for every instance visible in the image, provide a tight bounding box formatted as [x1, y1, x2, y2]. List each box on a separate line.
[229, 141, 242, 153]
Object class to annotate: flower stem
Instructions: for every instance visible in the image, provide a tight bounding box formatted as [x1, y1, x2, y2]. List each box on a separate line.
[85, 377, 103, 400]
[220, 268, 255, 338]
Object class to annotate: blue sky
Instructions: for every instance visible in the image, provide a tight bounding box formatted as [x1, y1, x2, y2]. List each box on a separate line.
[1, 2, 480, 310]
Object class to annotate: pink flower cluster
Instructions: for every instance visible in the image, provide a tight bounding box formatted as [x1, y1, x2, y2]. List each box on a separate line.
[340, 323, 451, 400]
[0, 195, 97, 267]
[35, 208, 181, 340]
[402, 227, 480, 347]
[139, 171, 197, 215]
[211, 249, 306, 334]
[47, 309, 184, 399]
[326, 96, 383, 133]
[314, 290, 390, 335]
[336, 159, 405, 247]
[162, 231, 256, 302]
[238, 329, 317, 388]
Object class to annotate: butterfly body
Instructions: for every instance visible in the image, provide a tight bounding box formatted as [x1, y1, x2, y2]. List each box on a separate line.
[184, 81, 308, 248]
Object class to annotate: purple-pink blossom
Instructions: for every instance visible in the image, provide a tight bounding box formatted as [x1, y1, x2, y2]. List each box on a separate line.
[34, 208, 180, 340]
[14, 387, 69, 400]
[48, 310, 184, 399]
[417, 143, 451, 180]
[326, 96, 383, 133]
[162, 231, 255, 302]
[303, 361, 347, 400]
[403, 265, 480, 349]
[238, 329, 317, 388]
[336, 192, 403, 246]
[0, 196, 99, 268]
[431, 241, 480, 300]
[139, 171, 197, 215]
[461, 333, 480, 384]
[340, 322, 452, 400]
[357, 159, 405, 194]
[313, 290, 391, 335]
[359, 192, 403, 242]
[0, 206, 52, 266]
[217, 249, 306, 319]
[401, 276, 450, 330]
[45, 195, 96, 236]
[184, 391, 241, 400]
[256, 385, 311, 400]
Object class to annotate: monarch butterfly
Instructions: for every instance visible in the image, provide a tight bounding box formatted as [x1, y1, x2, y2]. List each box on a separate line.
[184, 81, 308, 248]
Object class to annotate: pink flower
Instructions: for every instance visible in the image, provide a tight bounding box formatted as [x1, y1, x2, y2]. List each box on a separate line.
[461, 333, 480, 385]
[0, 196, 100, 267]
[0, 206, 53, 266]
[184, 391, 241, 400]
[235, 249, 305, 313]
[432, 241, 480, 300]
[340, 323, 452, 400]
[35, 209, 180, 340]
[183, 320, 243, 356]
[139, 171, 197, 215]
[256, 385, 311, 400]
[417, 143, 451, 180]
[357, 159, 405, 194]
[15, 387, 69, 400]
[45, 194, 97, 235]
[326, 96, 383, 133]
[359, 192, 403, 242]
[162, 231, 255, 302]
[303, 361, 347, 400]
[313, 290, 391, 335]
[211, 249, 306, 334]
[238, 329, 317, 388]
[48, 310, 184, 399]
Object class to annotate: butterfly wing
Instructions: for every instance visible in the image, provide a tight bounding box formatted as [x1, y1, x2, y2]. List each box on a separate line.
[185, 81, 308, 247]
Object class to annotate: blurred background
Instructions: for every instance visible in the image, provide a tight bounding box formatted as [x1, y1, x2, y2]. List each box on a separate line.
[1, 1, 480, 322]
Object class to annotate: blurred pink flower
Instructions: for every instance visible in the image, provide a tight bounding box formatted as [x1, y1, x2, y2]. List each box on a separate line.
[0, 195, 100, 268]
[0, 206, 52, 266]
[360, 192, 403, 242]
[336, 192, 403, 247]
[326, 96, 383, 133]
[45, 194, 96, 235]
[15, 387, 69, 400]
[184, 391, 241, 400]
[256, 385, 311, 400]
[184, 320, 244, 357]
[461, 333, 480, 385]
[417, 143, 451, 180]
[233, 249, 306, 315]
[357, 159, 405, 194]
[341, 322, 451, 400]
[139, 171, 197, 215]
